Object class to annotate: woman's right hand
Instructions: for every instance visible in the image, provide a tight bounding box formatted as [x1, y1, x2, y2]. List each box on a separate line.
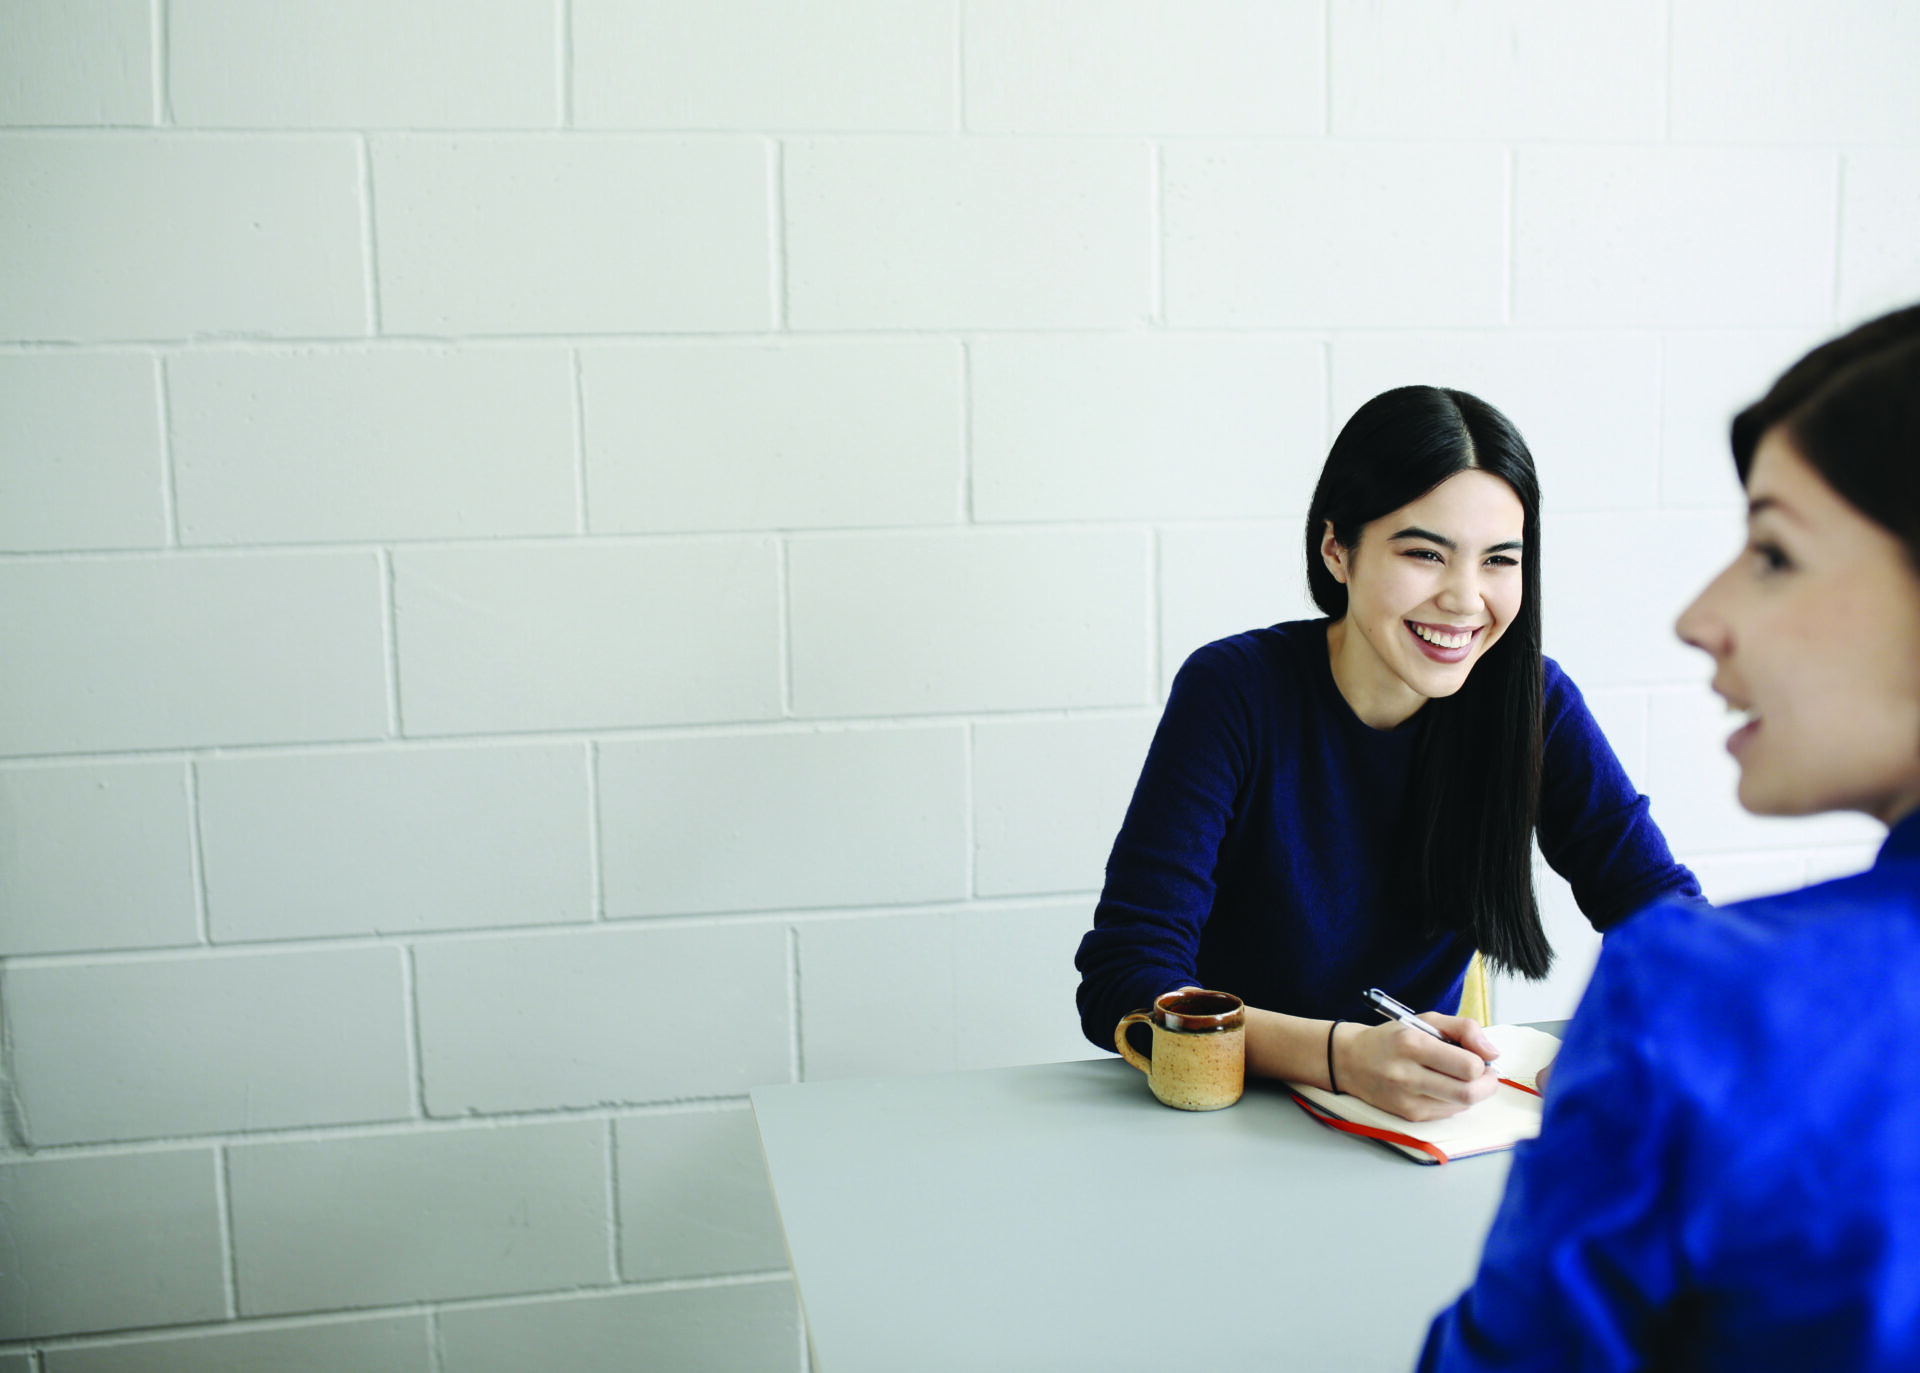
[1332, 1015, 1500, 1121]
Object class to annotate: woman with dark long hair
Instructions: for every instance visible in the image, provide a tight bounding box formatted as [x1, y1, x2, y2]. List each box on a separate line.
[1075, 385, 1699, 1120]
[1420, 307, 1920, 1370]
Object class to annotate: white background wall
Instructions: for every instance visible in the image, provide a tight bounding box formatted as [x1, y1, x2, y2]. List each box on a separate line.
[3, 2, 1917, 1369]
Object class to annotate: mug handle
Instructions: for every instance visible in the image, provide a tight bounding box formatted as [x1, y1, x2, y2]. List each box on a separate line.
[1115, 1010, 1153, 1075]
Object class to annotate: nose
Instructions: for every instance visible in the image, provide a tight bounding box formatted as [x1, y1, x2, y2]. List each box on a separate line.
[1675, 564, 1733, 660]
[1435, 559, 1480, 616]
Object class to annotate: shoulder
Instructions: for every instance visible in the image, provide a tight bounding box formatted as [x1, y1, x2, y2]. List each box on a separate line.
[1540, 654, 1590, 724]
[1588, 867, 1919, 1050]
[1171, 620, 1324, 704]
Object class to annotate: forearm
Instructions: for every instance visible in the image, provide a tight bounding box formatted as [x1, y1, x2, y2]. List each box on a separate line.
[1243, 1005, 1350, 1088]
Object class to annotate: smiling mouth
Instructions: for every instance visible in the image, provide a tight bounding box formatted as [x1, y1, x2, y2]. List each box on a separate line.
[1405, 620, 1481, 662]
[1724, 700, 1761, 756]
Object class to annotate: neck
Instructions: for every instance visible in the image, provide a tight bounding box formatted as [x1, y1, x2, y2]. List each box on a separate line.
[1325, 617, 1428, 731]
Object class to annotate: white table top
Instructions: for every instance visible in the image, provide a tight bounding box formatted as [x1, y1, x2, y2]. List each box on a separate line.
[752, 1057, 1520, 1373]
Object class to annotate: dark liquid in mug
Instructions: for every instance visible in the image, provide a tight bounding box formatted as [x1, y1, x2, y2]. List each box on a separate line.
[1164, 992, 1239, 1017]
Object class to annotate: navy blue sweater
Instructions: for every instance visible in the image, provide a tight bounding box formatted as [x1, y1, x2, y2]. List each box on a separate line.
[1076, 620, 1700, 1050]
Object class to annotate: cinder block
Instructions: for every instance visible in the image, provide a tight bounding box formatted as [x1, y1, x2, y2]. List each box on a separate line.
[8, 946, 412, 1145]
[228, 1122, 610, 1314]
[0, 760, 197, 955]
[1660, 329, 1832, 507]
[437, 1283, 800, 1373]
[1645, 686, 1885, 855]
[1157, 521, 1320, 698]
[44, 1316, 432, 1373]
[1515, 148, 1837, 327]
[373, 137, 770, 335]
[169, 348, 576, 544]
[970, 336, 1322, 522]
[1681, 853, 1806, 907]
[1803, 846, 1881, 886]
[1330, 0, 1664, 139]
[965, 0, 1321, 134]
[616, 1107, 786, 1280]
[972, 716, 1158, 897]
[789, 529, 1151, 716]
[599, 728, 968, 917]
[1578, 688, 1649, 787]
[415, 924, 791, 1113]
[0, 1354, 30, 1373]
[581, 341, 963, 533]
[0, 351, 162, 552]
[574, 0, 950, 130]
[0, 134, 365, 340]
[1839, 152, 1920, 328]
[1543, 509, 1744, 691]
[393, 541, 781, 735]
[0, 0, 152, 126]
[170, 0, 557, 128]
[1671, 0, 1920, 144]
[0, 1150, 225, 1339]
[1163, 143, 1506, 327]
[952, 901, 1104, 1069]
[0, 552, 387, 756]
[784, 139, 1149, 329]
[800, 899, 1095, 1079]
[1331, 333, 1662, 513]
[199, 744, 591, 941]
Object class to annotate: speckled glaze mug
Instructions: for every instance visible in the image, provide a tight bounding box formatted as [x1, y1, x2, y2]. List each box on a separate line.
[1115, 989, 1246, 1111]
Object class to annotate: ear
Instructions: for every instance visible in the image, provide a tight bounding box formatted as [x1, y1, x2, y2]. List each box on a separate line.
[1319, 520, 1350, 586]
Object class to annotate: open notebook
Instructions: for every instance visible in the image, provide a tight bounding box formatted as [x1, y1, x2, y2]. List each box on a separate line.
[1286, 1024, 1561, 1165]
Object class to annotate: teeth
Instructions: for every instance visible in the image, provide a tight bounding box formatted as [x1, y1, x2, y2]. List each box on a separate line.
[1411, 623, 1473, 649]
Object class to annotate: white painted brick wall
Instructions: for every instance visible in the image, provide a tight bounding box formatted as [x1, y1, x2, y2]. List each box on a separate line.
[0, 352, 165, 551]
[169, 347, 579, 544]
[5, 3, 1917, 1368]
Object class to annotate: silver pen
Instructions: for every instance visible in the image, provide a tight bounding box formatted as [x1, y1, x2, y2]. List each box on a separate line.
[1362, 987, 1457, 1044]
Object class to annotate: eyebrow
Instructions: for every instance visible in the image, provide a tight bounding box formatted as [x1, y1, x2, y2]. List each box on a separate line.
[1387, 526, 1525, 555]
[1747, 495, 1802, 525]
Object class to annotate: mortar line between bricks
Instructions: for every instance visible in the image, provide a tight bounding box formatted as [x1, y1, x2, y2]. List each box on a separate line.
[156, 352, 180, 546]
[954, 0, 967, 132]
[380, 549, 403, 741]
[777, 539, 794, 717]
[186, 760, 212, 945]
[605, 1118, 623, 1282]
[1149, 142, 1165, 325]
[427, 1309, 447, 1373]
[401, 944, 428, 1118]
[215, 1145, 240, 1318]
[559, 0, 574, 128]
[769, 140, 788, 330]
[586, 740, 607, 921]
[2, 1271, 800, 1355]
[788, 924, 804, 1083]
[154, 0, 172, 125]
[358, 135, 383, 334]
[571, 348, 590, 533]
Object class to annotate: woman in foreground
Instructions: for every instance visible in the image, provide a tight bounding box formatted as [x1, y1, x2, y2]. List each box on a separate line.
[1420, 304, 1920, 1372]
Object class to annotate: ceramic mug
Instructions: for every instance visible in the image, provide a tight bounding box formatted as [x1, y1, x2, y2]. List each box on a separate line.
[1115, 989, 1246, 1111]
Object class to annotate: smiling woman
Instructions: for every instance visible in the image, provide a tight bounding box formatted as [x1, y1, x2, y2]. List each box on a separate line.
[1075, 386, 1702, 1123]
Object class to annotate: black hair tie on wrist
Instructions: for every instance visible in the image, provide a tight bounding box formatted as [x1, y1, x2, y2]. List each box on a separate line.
[1327, 1018, 1344, 1095]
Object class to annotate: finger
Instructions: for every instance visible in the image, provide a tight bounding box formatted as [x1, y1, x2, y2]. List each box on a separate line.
[1396, 1027, 1495, 1083]
[1422, 1012, 1500, 1063]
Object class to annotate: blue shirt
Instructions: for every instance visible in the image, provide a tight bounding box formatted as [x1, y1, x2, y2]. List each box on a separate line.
[1420, 812, 1920, 1373]
[1075, 621, 1698, 1048]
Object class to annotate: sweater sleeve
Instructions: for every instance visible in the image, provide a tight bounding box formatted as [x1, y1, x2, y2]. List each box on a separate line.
[1418, 913, 1688, 1372]
[1074, 643, 1257, 1051]
[1536, 660, 1703, 932]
